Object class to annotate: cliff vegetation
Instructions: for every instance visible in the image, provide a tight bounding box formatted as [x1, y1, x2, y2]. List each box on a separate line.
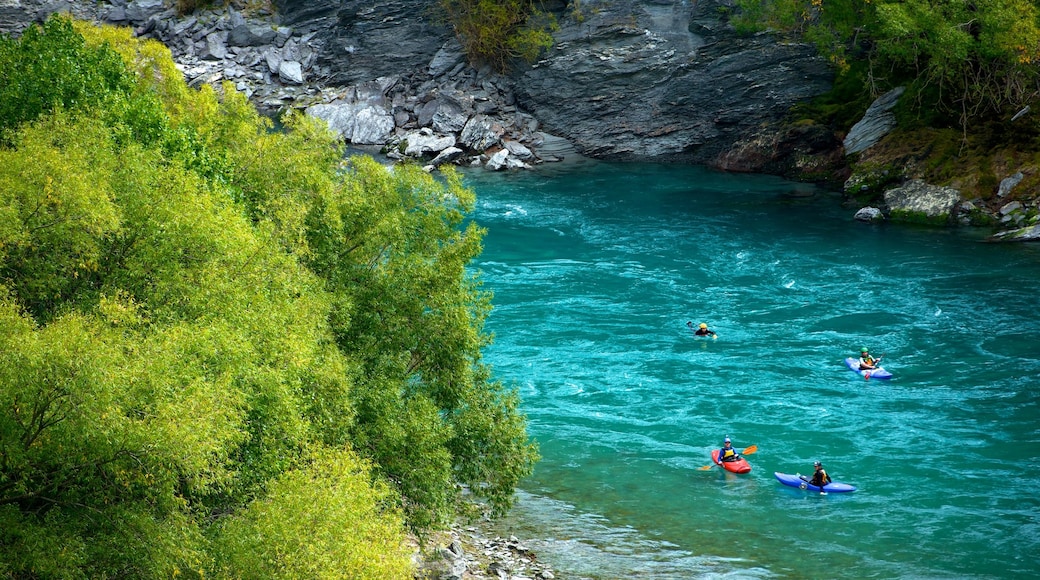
[738, 0, 1040, 203]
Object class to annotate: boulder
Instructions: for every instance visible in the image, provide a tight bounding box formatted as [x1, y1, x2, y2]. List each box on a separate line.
[854, 207, 884, 222]
[997, 171, 1024, 198]
[883, 179, 961, 223]
[401, 129, 456, 156]
[229, 23, 278, 47]
[459, 114, 502, 152]
[278, 60, 303, 84]
[429, 146, 464, 167]
[307, 103, 393, 145]
[485, 149, 510, 171]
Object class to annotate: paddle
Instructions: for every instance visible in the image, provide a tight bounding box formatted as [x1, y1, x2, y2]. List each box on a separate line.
[863, 354, 885, 381]
[698, 445, 758, 470]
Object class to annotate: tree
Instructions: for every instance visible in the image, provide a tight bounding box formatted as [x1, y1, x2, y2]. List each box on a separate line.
[733, 0, 1040, 130]
[0, 16, 537, 575]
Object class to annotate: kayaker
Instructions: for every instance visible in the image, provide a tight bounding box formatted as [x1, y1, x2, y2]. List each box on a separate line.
[858, 347, 879, 370]
[715, 437, 739, 464]
[810, 461, 832, 495]
[688, 321, 717, 338]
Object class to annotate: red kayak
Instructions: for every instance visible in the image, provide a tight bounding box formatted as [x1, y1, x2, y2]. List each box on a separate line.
[712, 449, 752, 473]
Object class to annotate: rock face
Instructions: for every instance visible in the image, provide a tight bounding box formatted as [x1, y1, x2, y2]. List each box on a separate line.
[274, 0, 452, 85]
[274, 0, 834, 166]
[512, 0, 834, 164]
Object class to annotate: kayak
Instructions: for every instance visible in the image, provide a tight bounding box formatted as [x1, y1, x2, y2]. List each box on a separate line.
[774, 472, 856, 493]
[712, 449, 751, 473]
[844, 357, 892, 380]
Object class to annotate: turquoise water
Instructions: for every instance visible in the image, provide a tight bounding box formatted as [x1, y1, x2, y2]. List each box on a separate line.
[464, 161, 1040, 579]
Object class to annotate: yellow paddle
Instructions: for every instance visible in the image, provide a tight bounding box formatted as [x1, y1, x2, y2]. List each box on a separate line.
[698, 445, 758, 470]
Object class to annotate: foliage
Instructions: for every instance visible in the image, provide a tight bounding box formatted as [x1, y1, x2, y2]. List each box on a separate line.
[211, 449, 413, 579]
[438, 0, 557, 72]
[732, 0, 1040, 133]
[0, 16, 537, 576]
[0, 17, 135, 145]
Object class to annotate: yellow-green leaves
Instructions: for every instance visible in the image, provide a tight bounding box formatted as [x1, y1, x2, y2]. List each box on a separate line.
[212, 449, 414, 579]
[438, 0, 557, 72]
[0, 114, 121, 319]
[0, 15, 536, 576]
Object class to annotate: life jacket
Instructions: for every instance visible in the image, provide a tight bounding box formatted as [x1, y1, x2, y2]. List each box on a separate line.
[812, 469, 831, 486]
[720, 447, 736, 461]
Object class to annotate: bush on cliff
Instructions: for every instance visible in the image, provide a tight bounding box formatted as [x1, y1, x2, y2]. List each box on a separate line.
[438, 0, 556, 72]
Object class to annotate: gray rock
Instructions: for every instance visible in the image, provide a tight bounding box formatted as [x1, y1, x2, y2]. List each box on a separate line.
[278, 60, 303, 84]
[485, 149, 510, 171]
[997, 171, 1024, 197]
[125, 0, 164, 23]
[308, 102, 393, 145]
[264, 48, 282, 74]
[229, 23, 277, 47]
[351, 106, 394, 144]
[844, 86, 905, 155]
[854, 207, 884, 222]
[459, 114, 502, 152]
[201, 31, 228, 61]
[999, 201, 1023, 216]
[429, 146, 464, 167]
[401, 129, 455, 156]
[503, 140, 533, 160]
[307, 103, 360, 139]
[429, 38, 466, 78]
[884, 179, 961, 221]
[432, 107, 468, 134]
[989, 223, 1040, 242]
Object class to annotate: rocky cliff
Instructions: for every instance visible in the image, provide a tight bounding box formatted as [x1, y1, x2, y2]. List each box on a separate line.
[3, 0, 1035, 238]
[512, 0, 833, 165]
[272, 0, 835, 168]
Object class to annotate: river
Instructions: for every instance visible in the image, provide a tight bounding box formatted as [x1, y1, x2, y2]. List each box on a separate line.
[463, 160, 1040, 579]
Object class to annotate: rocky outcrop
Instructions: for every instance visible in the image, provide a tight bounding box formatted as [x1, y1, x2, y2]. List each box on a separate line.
[274, 0, 452, 86]
[512, 0, 834, 165]
[269, 0, 836, 169]
[843, 87, 904, 155]
[415, 525, 557, 580]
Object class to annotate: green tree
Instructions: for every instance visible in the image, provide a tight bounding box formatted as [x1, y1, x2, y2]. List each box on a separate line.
[0, 15, 537, 576]
[733, 0, 1040, 130]
[0, 17, 134, 144]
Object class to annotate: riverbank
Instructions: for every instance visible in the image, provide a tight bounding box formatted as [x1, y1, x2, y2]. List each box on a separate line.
[414, 520, 558, 580]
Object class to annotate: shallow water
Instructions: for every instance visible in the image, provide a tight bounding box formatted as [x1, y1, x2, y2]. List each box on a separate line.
[465, 160, 1040, 579]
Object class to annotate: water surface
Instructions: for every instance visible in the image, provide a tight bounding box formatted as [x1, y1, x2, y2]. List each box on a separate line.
[466, 161, 1040, 579]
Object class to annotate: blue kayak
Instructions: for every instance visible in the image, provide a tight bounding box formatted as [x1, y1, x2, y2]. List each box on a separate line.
[844, 357, 892, 380]
[774, 472, 856, 493]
